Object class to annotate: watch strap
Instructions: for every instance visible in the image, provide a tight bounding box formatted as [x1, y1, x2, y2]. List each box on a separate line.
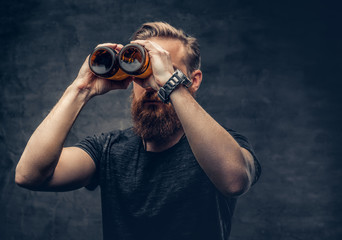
[158, 69, 192, 103]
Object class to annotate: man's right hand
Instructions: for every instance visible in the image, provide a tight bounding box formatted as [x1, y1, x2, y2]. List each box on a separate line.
[73, 43, 133, 99]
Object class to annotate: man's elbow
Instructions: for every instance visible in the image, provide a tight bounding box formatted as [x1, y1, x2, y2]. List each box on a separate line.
[15, 170, 36, 189]
[15, 171, 33, 189]
[15, 166, 45, 190]
[223, 149, 255, 197]
[221, 172, 252, 198]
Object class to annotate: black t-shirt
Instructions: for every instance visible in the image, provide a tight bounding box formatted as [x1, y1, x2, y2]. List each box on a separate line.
[75, 127, 261, 240]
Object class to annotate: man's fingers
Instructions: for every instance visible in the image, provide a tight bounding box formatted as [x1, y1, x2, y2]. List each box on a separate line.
[116, 44, 124, 52]
[131, 40, 166, 53]
[77, 55, 92, 78]
[96, 43, 117, 48]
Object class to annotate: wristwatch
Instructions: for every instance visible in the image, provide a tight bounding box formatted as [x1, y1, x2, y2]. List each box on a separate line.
[158, 69, 192, 103]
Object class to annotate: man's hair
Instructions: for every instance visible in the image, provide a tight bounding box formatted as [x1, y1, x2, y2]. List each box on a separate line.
[131, 22, 201, 76]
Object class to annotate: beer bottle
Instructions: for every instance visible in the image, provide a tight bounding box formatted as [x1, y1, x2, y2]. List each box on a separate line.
[118, 44, 152, 79]
[88, 46, 129, 80]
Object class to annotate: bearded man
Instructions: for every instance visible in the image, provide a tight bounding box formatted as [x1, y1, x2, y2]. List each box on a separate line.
[16, 22, 261, 240]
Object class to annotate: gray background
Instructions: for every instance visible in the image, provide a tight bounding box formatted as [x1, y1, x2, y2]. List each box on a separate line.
[1, 0, 341, 239]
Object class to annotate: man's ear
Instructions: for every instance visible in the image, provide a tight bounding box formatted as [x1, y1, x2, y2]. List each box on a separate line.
[189, 70, 202, 93]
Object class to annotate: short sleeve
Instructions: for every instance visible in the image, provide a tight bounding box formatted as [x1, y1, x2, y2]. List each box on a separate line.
[226, 128, 261, 185]
[74, 133, 109, 190]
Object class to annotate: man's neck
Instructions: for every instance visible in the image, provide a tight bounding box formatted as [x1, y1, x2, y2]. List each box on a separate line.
[143, 129, 185, 152]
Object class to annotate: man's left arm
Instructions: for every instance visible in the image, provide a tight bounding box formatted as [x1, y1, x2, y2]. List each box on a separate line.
[132, 39, 256, 197]
[170, 86, 256, 197]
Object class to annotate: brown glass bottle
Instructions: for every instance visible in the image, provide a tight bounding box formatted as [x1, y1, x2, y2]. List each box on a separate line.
[89, 46, 129, 80]
[118, 44, 152, 79]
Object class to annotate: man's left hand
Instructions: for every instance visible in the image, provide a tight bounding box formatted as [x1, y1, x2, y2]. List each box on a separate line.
[131, 39, 174, 91]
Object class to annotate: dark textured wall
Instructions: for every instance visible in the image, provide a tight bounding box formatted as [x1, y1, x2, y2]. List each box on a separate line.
[1, 0, 341, 239]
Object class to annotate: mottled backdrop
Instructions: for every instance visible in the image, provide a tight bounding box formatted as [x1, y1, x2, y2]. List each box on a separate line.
[0, 0, 341, 239]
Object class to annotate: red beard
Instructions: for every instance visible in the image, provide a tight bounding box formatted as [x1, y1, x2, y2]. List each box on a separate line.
[131, 90, 183, 142]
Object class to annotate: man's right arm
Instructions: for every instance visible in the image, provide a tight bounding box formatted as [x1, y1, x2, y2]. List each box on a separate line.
[15, 43, 131, 191]
[15, 83, 96, 191]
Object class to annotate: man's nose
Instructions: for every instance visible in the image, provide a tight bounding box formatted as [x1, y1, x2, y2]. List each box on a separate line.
[144, 74, 157, 92]
[145, 86, 155, 92]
